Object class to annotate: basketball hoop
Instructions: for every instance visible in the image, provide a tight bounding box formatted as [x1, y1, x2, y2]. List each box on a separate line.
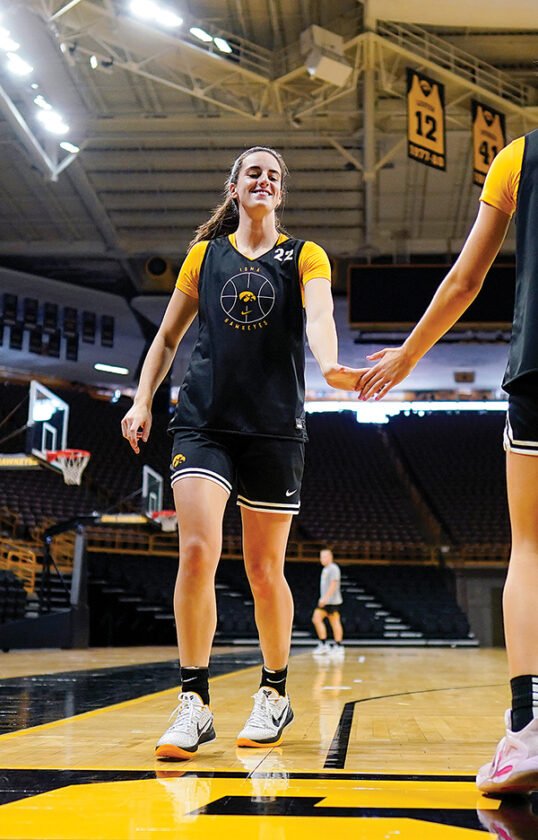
[150, 509, 178, 532]
[46, 449, 91, 485]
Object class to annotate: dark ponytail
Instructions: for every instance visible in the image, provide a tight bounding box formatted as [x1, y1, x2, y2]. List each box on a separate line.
[189, 146, 289, 250]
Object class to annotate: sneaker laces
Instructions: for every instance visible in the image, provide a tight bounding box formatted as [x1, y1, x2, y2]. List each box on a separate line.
[168, 694, 200, 732]
[247, 690, 282, 729]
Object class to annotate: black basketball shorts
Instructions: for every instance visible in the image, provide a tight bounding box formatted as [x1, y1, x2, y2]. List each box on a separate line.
[170, 429, 305, 515]
[318, 604, 341, 615]
[504, 394, 538, 456]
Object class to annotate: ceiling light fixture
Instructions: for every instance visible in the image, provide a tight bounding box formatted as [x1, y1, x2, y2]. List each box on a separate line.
[6, 52, 33, 76]
[189, 26, 212, 43]
[94, 363, 129, 375]
[130, 0, 181, 27]
[0, 27, 19, 52]
[213, 36, 232, 53]
[60, 140, 80, 154]
[36, 109, 69, 135]
[33, 94, 51, 110]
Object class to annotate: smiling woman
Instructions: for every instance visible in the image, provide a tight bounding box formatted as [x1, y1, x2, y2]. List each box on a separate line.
[121, 144, 363, 762]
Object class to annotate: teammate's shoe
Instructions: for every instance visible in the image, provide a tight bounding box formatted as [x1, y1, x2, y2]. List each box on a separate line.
[477, 710, 538, 794]
[155, 692, 216, 760]
[328, 642, 345, 659]
[313, 641, 330, 656]
[236, 687, 294, 747]
[478, 799, 538, 839]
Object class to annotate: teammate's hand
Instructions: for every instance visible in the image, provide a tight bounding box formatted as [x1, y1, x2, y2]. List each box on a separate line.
[318, 600, 326, 609]
[356, 346, 416, 401]
[121, 402, 152, 454]
[323, 364, 368, 392]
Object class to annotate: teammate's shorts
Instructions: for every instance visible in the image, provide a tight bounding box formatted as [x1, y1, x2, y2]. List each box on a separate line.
[170, 429, 305, 515]
[504, 394, 538, 456]
[317, 604, 341, 615]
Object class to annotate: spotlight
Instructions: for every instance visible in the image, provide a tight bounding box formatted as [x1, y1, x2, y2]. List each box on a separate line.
[60, 141, 80, 154]
[214, 36, 232, 53]
[6, 52, 33, 76]
[190, 26, 212, 43]
[0, 27, 19, 52]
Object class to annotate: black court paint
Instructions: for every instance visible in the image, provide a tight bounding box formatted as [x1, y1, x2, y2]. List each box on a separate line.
[0, 651, 262, 734]
[324, 682, 503, 769]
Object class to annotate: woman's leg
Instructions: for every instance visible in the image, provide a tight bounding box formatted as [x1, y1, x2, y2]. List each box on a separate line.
[503, 451, 538, 677]
[241, 508, 294, 670]
[173, 477, 229, 667]
[155, 477, 228, 760]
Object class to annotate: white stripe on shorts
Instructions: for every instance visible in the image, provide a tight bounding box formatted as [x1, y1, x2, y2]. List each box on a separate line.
[171, 467, 232, 493]
[237, 494, 300, 515]
[504, 414, 538, 455]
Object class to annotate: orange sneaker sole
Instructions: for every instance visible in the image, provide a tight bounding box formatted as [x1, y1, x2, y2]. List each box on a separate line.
[236, 736, 283, 748]
[155, 744, 196, 760]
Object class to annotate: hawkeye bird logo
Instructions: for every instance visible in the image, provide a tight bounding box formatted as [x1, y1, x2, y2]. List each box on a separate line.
[221, 270, 275, 325]
[172, 453, 186, 468]
[419, 79, 432, 96]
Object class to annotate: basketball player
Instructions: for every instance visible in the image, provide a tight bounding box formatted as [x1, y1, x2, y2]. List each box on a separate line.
[121, 146, 363, 760]
[357, 129, 538, 795]
[312, 547, 344, 656]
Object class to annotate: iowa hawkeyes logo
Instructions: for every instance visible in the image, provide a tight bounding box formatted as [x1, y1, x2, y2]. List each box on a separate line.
[172, 453, 186, 468]
[419, 79, 432, 96]
[221, 271, 275, 324]
[483, 109, 495, 127]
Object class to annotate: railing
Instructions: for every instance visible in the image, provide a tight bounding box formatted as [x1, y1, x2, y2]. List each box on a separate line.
[0, 506, 21, 539]
[0, 539, 38, 592]
[378, 20, 533, 107]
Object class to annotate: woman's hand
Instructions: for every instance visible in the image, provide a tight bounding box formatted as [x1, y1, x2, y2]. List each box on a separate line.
[121, 402, 152, 454]
[323, 364, 368, 392]
[356, 347, 416, 401]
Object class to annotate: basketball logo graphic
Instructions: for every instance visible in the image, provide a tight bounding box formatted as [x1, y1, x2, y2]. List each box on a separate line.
[220, 271, 275, 324]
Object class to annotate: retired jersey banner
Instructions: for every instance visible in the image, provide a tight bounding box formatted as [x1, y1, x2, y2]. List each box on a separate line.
[471, 100, 506, 186]
[406, 69, 446, 171]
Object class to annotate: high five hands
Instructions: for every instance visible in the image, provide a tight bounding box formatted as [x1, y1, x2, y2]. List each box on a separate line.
[355, 346, 416, 401]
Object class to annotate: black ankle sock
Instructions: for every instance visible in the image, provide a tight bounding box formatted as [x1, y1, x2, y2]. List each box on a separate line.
[181, 666, 210, 706]
[510, 675, 538, 731]
[260, 665, 288, 697]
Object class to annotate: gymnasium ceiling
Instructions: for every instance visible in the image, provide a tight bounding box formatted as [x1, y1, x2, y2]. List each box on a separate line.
[0, 1, 537, 395]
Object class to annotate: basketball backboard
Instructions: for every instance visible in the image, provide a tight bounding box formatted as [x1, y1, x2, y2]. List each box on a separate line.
[27, 380, 69, 459]
[142, 465, 163, 516]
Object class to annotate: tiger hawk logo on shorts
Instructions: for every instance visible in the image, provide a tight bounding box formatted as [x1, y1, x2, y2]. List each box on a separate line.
[172, 453, 186, 468]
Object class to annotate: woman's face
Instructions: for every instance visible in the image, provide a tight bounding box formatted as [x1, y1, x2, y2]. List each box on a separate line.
[230, 151, 283, 217]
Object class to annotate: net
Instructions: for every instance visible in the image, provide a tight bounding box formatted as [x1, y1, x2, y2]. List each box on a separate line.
[150, 509, 178, 532]
[46, 449, 91, 485]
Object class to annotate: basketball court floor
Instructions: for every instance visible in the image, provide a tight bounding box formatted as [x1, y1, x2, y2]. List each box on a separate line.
[0, 644, 533, 839]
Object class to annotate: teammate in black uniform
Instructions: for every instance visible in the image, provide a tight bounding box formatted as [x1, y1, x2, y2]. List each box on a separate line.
[357, 129, 538, 795]
[122, 146, 362, 759]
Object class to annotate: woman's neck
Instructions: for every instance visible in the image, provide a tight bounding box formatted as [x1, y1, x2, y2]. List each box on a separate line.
[234, 214, 279, 255]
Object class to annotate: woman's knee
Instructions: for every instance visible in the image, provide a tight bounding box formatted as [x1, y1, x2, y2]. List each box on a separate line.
[179, 537, 218, 581]
[246, 556, 285, 596]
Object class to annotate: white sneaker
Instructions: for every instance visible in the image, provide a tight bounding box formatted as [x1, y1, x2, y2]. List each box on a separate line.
[329, 643, 345, 659]
[313, 642, 330, 656]
[477, 710, 538, 794]
[155, 692, 216, 760]
[236, 687, 294, 747]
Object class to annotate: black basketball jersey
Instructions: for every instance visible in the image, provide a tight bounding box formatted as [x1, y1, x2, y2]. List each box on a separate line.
[169, 235, 308, 440]
[503, 129, 538, 393]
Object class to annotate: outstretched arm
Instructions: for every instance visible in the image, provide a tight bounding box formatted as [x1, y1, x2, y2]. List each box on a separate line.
[121, 289, 198, 453]
[357, 202, 511, 400]
[304, 277, 365, 391]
